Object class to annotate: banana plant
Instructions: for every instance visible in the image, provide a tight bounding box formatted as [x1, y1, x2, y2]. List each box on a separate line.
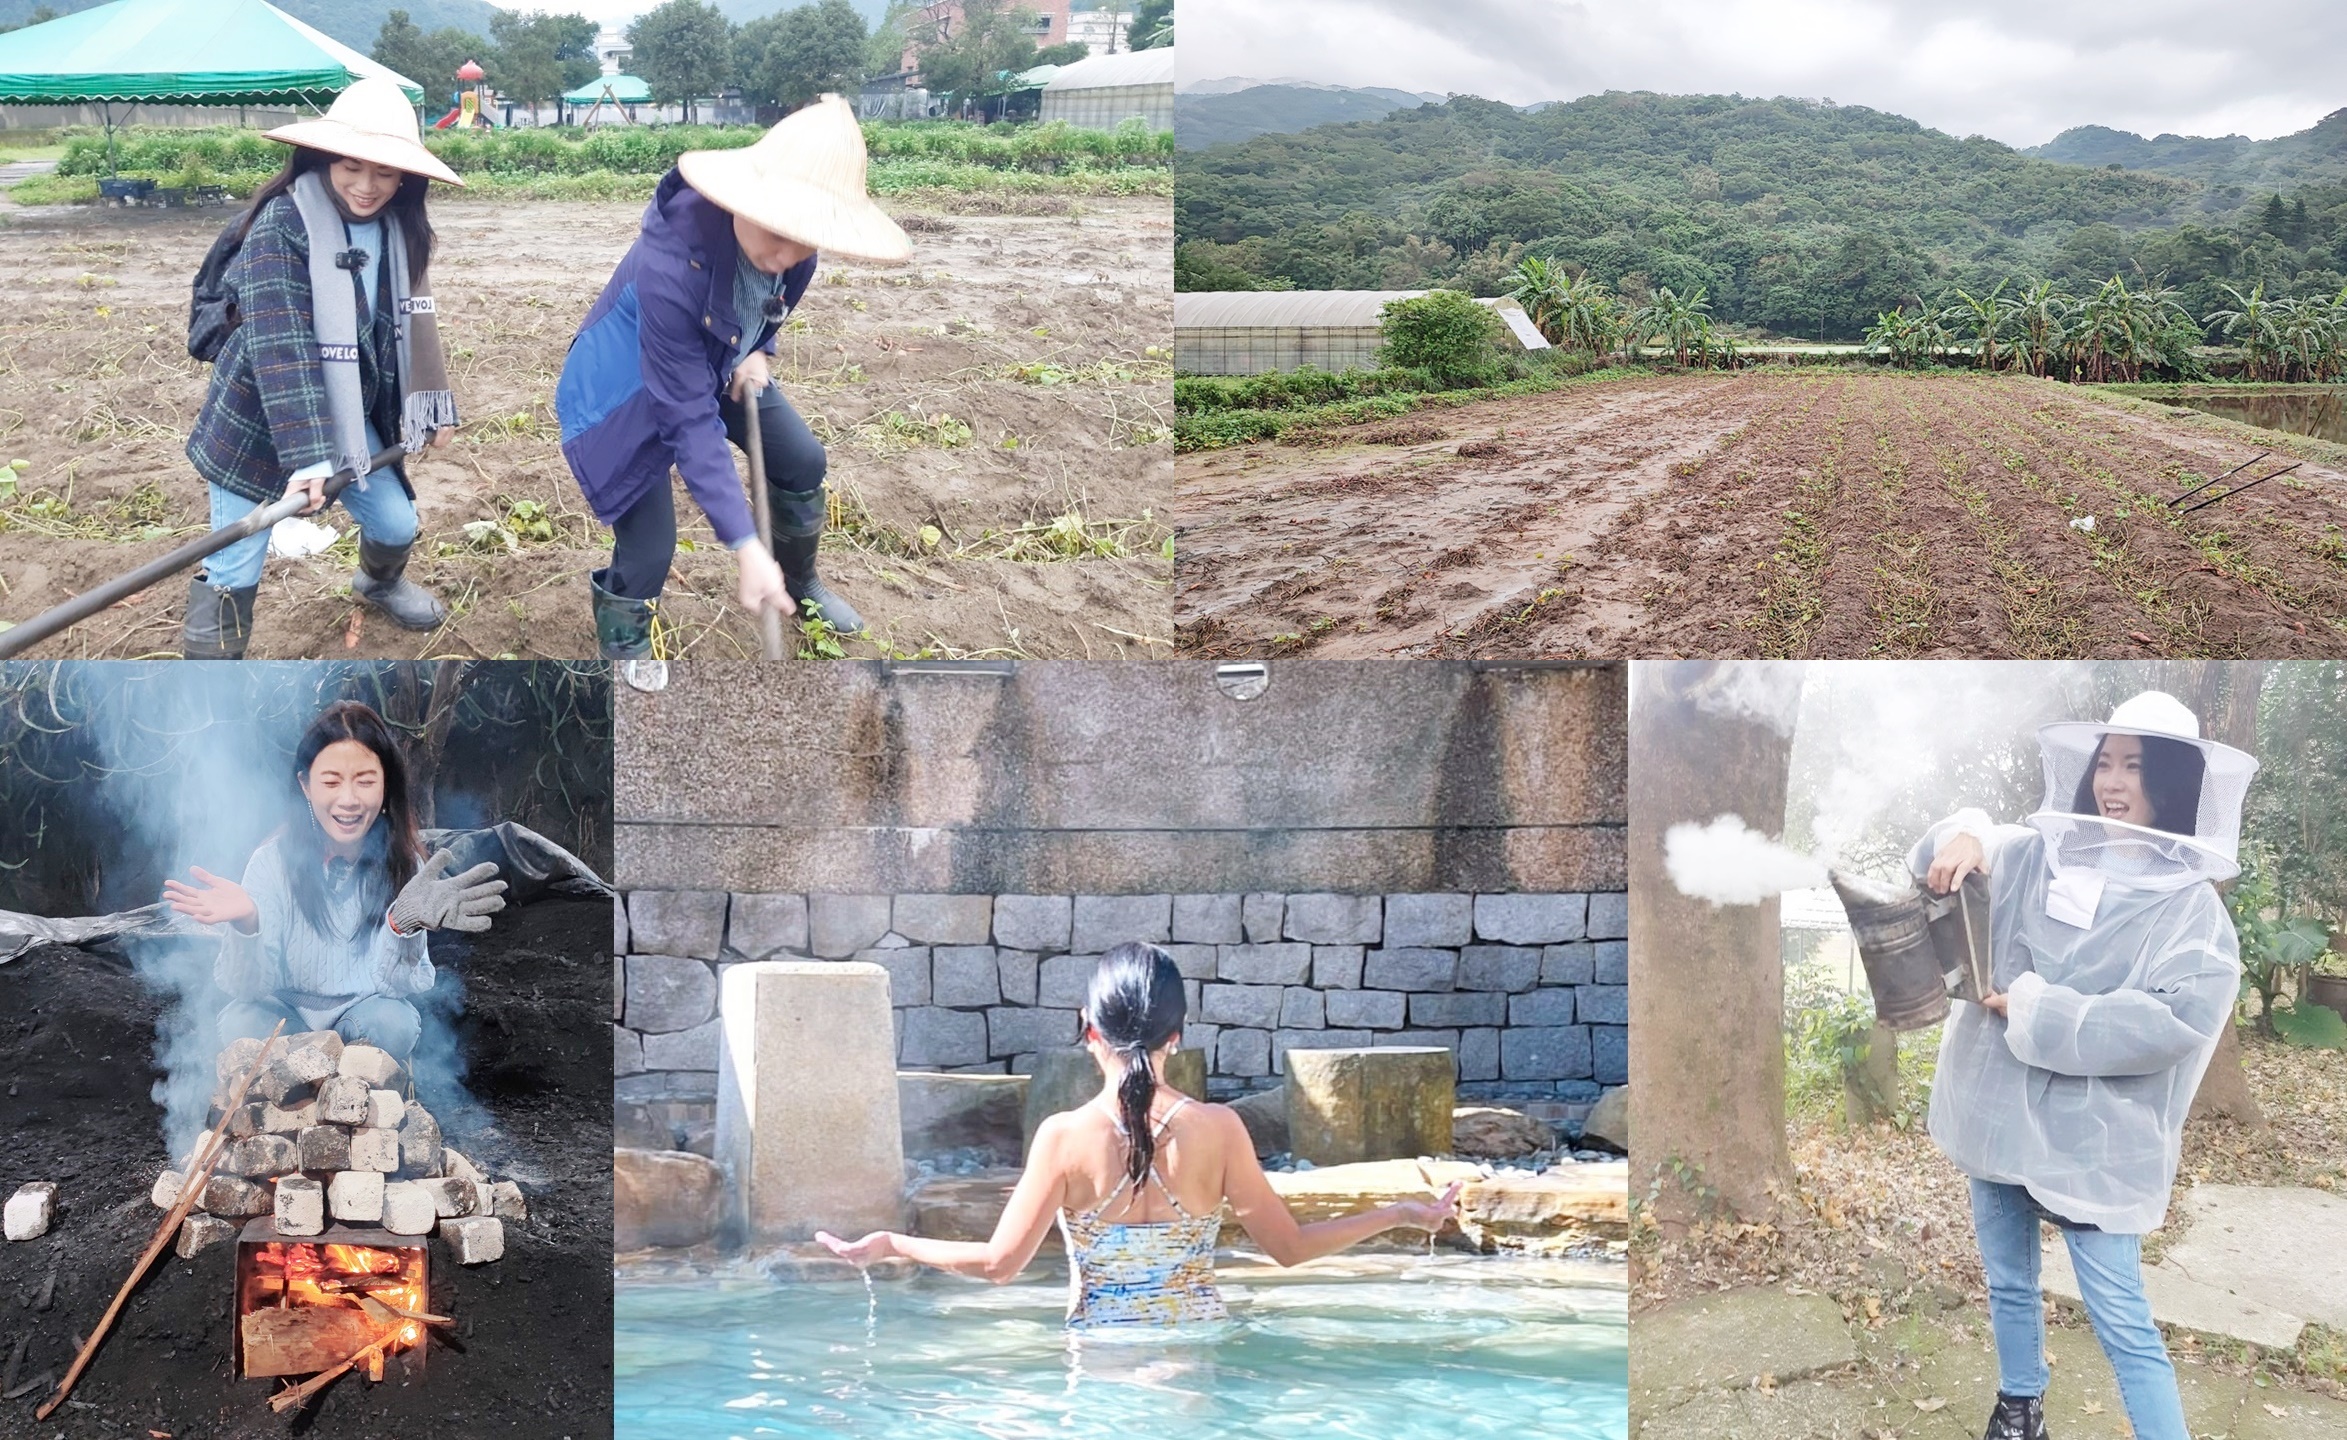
[1942, 281, 2015, 372]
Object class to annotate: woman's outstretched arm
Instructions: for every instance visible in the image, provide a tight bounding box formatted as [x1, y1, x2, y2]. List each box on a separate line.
[817, 1114, 1072, 1283]
[1217, 1107, 1459, 1266]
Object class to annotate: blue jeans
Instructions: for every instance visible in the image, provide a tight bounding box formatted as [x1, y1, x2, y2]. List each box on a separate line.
[219, 995, 421, 1062]
[1970, 1179, 2187, 1440]
[201, 471, 418, 590]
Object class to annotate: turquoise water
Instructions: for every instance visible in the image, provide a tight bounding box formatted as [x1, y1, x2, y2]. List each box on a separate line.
[615, 1254, 1627, 1439]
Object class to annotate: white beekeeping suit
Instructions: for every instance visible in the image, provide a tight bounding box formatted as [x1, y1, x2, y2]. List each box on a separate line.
[1907, 691, 2257, 1233]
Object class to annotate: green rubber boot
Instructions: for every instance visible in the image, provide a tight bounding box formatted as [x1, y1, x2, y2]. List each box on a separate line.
[590, 567, 667, 692]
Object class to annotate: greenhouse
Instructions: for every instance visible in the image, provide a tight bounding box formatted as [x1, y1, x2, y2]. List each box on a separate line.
[1040, 47, 1173, 131]
[1174, 289, 1550, 376]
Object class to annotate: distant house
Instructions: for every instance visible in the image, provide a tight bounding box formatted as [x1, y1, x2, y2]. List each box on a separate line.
[1174, 289, 1550, 376]
[901, 0, 1074, 75]
[1066, 7, 1134, 54]
[593, 25, 632, 76]
[1040, 46, 1171, 131]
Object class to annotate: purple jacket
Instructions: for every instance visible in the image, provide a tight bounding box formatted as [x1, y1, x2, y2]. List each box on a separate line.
[555, 168, 814, 547]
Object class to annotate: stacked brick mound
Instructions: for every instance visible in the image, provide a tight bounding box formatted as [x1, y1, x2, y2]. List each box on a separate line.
[150, 1031, 525, 1264]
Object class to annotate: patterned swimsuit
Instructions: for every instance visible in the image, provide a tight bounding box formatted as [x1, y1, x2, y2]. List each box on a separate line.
[1057, 1098, 1228, 1329]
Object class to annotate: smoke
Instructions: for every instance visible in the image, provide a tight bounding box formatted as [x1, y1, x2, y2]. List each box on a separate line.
[1791, 661, 2089, 866]
[59, 664, 491, 1161]
[1664, 814, 1829, 907]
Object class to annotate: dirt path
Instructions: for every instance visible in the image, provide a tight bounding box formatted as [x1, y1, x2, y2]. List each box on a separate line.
[0, 193, 1171, 659]
[1174, 371, 2347, 658]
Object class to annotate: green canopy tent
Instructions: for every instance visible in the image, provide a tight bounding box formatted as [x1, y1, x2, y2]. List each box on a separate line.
[0, 0, 424, 171]
[559, 73, 649, 127]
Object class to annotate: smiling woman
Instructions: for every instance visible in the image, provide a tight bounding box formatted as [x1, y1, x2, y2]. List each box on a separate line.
[160, 699, 507, 1060]
[180, 75, 464, 659]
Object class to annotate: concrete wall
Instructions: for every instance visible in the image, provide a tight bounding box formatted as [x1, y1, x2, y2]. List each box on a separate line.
[616, 660, 1625, 896]
[613, 660, 1628, 1150]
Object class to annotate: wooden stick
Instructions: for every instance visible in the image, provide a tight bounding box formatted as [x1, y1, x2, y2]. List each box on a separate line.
[37, 1020, 285, 1421]
[266, 1331, 395, 1414]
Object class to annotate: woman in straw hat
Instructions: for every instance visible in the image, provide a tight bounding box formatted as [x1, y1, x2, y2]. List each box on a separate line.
[1912, 691, 2255, 1440]
[556, 94, 910, 676]
[182, 75, 464, 659]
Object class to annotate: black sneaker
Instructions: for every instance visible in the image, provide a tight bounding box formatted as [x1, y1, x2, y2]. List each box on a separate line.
[1983, 1391, 2047, 1440]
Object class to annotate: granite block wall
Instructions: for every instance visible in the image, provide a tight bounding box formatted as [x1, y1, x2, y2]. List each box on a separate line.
[615, 885, 1626, 1145]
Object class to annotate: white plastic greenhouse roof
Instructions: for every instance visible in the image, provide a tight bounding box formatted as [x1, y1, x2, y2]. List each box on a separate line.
[1174, 290, 1549, 348]
[1175, 291, 1434, 328]
[1044, 47, 1175, 91]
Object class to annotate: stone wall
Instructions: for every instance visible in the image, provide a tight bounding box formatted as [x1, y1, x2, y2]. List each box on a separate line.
[615, 886, 1626, 1147]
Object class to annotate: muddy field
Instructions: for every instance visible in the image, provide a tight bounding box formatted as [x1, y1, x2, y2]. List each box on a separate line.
[0, 192, 1171, 659]
[0, 895, 612, 1438]
[1175, 371, 2347, 659]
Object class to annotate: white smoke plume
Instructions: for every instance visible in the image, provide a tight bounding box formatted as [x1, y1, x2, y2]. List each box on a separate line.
[1665, 814, 1828, 907]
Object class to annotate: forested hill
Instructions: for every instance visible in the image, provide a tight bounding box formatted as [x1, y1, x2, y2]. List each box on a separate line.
[1175, 90, 2347, 341]
[1176, 83, 1446, 150]
[2029, 109, 2347, 203]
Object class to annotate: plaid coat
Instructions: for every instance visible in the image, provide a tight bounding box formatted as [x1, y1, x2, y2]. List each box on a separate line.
[186, 194, 407, 506]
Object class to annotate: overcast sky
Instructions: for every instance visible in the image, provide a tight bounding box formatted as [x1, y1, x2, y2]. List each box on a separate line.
[1179, 0, 2347, 148]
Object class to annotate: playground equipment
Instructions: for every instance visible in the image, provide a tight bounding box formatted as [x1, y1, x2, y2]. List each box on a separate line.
[432, 58, 492, 129]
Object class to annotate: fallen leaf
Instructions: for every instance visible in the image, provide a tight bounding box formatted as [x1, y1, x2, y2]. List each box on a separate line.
[2265, 1403, 2290, 1418]
[1913, 1396, 1947, 1412]
[2080, 1399, 2103, 1415]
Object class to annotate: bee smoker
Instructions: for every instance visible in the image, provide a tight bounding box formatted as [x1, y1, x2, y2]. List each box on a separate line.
[1827, 868, 1994, 1031]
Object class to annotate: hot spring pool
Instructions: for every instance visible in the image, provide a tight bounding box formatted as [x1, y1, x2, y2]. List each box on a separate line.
[614, 1253, 1627, 1438]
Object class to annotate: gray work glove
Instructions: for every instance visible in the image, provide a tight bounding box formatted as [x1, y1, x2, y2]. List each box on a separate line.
[389, 848, 508, 935]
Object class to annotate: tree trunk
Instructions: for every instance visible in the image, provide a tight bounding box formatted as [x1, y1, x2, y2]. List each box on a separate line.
[1629, 661, 1802, 1230]
[2156, 661, 2270, 1128]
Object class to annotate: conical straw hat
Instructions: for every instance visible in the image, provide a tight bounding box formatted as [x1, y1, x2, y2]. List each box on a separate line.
[677, 95, 911, 263]
[266, 76, 463, 187]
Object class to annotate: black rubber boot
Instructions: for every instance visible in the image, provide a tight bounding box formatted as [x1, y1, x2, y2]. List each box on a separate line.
[180, 574, 259, 659]
[1983, 1392, 2048, 1440]
[350, 536, 447, 630]
[773, 488, 863, 634]
[589, 567, 667, 693]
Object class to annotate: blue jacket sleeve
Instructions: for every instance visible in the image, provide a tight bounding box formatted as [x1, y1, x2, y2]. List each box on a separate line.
[636, 256, 754, 548]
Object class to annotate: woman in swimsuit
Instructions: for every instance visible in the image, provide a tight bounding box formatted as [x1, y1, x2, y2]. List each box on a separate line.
[818, 941, 1462, 1328]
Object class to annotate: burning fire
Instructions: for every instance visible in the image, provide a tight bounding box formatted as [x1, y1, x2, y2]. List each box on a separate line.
[246, 1241, 427, 1353]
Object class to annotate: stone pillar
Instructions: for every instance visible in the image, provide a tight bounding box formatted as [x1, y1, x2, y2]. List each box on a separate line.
[1020, 1046, 1208, 1155]
[1284, 1046, 1454, 1165]
[716, 961, 906, 1243]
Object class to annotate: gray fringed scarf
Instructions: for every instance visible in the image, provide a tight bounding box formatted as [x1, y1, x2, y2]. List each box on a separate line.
[290, 170, 458, 481]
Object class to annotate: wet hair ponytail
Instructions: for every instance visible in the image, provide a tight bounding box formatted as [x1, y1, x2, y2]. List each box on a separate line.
[2071, 732, 2207, 836]
[1084, 942, 1187, 1187]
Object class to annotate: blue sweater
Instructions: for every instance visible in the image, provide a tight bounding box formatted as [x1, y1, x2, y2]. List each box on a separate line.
[211, 836, 433, 1005]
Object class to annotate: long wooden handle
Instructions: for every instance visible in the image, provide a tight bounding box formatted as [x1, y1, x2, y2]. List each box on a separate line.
[37, 1020, 285, 1420]
[744, 396, 786, 662]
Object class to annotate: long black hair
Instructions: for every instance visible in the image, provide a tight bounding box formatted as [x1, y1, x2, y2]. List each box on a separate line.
[282, 701, 423, 940]
[1083, 942, 1188, 1188]
[2072, 732, 2206, 836]
[238, 145, 436, 275]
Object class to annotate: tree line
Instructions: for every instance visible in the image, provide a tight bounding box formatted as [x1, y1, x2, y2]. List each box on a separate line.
[376, 0, 1171, 125]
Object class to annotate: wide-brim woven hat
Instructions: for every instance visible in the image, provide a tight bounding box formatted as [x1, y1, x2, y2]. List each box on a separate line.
[265, 76, 463, 187]
[677, 95, 911, 263]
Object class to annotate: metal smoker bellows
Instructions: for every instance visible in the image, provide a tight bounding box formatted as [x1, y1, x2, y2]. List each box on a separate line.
[1828, 868, 1994, 1031]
